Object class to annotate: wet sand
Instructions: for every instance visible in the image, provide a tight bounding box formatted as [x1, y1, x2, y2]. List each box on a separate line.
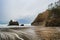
[34, 27, 60, 40]
[0, 26, 60, 40]
[0, 26, 40, 40]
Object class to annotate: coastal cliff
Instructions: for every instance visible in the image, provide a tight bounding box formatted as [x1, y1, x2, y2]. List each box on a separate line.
[31, 0, 60, 26]
[31, 8, 60, 26]
[31, 10, 49, 26]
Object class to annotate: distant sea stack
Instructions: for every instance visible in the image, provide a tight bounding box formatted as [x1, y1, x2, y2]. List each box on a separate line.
[21, 24, 24, 26]
[8, 20, 19, 26]
[31, 0, 60, 26]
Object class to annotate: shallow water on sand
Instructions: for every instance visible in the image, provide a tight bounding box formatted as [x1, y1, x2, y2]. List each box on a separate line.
[0, 25, 40, 40]
[0, 25, 60, 40]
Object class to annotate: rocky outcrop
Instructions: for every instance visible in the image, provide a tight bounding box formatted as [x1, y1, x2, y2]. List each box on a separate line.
[31, 0, 60, 27]
[21, 24, 24, 26]
[8, 20, 19, 26]
[31, 8, 60, 26]
[31, 10, 49, 26]
[46, 8, 60, 26]
[31, 13, 44, 26]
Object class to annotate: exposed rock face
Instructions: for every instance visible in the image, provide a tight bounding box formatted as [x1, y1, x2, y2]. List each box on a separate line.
[21, 24, 24, 26]
[8, 20, 19, 26]
[31, 10, 49, 26]
[31, 13, 44, 26]
[31, 8, 60, 26]
[46, 8, 60, 26]
[32, 0, 60, 26]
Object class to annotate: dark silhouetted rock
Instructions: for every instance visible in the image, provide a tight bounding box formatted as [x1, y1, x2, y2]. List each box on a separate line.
[8, 20, 19, 26]
[21, 24, 24, 26]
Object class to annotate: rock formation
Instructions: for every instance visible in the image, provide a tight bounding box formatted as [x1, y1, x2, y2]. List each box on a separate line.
[46, 8, 60, 26]
[21, 24, 24, 26]
[8, 20, 19, 26]
[31, 0, 60, 27]
[31, 7, 60, 27]
[31, 10, 49, 26]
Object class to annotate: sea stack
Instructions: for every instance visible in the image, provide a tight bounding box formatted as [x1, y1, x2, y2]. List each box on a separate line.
[21, 24, 24, 26]
[8, 20, 19, 26]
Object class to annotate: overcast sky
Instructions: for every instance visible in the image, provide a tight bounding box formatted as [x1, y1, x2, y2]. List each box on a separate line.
[0, 0, 58, 24]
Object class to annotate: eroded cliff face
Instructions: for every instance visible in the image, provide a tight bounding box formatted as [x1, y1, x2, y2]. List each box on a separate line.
[32, 0, 60, 27]
[31, 10, 49, 26]
[31, 7, 60, 26]
[46, 8, 60, 26]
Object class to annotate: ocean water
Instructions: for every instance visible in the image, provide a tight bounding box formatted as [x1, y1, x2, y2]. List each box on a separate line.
[0, 24, 31, 28]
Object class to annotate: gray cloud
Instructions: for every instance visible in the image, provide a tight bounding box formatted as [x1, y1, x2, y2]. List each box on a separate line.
[0, 0, 58, 24]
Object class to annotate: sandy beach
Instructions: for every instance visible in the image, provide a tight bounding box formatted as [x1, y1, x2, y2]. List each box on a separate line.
[0, 26, 60, 40]
[0, 26, 39, 40]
